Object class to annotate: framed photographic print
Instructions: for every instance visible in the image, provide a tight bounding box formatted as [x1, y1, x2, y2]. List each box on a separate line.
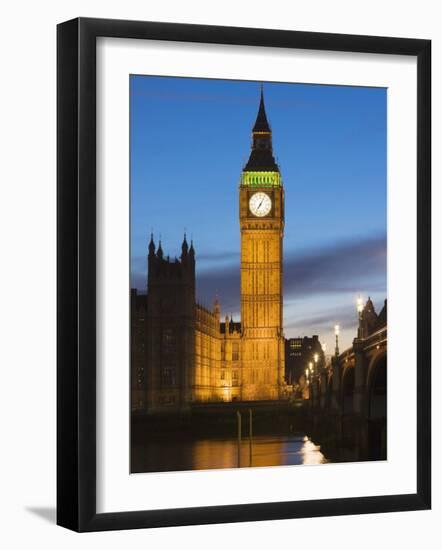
[57, 17, 431, 531]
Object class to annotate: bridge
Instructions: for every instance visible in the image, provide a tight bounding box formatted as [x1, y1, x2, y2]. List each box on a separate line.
[307, 298, 387, 461]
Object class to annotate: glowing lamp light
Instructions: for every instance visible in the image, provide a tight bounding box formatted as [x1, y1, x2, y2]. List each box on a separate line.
[309, 361, 313, 372]
[313, 353, 319, 364]
[357, 295, 364, 313]
[334, 324, 340, 336]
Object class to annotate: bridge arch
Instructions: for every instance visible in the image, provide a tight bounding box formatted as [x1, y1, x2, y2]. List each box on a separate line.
[366, 351, 387, 459]
[367, 351, 387, 420]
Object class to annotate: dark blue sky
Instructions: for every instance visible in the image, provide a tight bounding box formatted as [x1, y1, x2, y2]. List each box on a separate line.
[130, 75, 387, 352]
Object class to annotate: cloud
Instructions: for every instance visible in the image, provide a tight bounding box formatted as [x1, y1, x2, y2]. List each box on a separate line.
[131, 234, 387, 322]
[284, 235, 386, 296]
[196, 264, 240, 312]
[196, 234, 386, 310]
[284, 308, 356, 332]
[197, 251, 240, 263]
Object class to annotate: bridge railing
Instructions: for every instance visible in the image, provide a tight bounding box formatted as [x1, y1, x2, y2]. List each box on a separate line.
[362, 326, 387, 351]
[337, 325, 387, 363]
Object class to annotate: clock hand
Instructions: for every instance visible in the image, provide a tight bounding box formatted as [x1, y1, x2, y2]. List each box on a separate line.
[257, 198, 264, 210]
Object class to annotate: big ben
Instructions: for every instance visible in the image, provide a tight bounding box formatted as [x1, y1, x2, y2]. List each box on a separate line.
[239, 89, 285, 400]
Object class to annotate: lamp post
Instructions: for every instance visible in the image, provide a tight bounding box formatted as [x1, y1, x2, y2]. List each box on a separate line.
[309, 361, 315, 404]
[313, 352, 320, 405]
[305, 368, 310, 400]
[334, 324, 340, 357]
[357, 295, 364, 338]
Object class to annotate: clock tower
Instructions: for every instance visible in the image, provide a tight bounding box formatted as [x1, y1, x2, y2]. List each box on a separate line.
[239, 89, 285, 400]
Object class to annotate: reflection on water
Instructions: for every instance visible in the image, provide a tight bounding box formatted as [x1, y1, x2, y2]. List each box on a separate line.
[132, 434, 327, 473]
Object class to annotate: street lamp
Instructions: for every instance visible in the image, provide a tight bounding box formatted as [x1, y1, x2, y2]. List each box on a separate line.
[357, 295, 364, 338]
[304, 368, 310, 400]
[334, 324, 340, 357]
[313, 352, 319, 371]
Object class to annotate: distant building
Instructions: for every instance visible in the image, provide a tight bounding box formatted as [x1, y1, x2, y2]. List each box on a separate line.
[285, 336, 325, 388]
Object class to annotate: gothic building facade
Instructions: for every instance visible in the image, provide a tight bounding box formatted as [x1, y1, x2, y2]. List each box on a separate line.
[131, 91, 287, 412]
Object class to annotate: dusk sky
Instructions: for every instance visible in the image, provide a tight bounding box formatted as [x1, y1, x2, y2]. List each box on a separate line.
[130, 75, 386, 354]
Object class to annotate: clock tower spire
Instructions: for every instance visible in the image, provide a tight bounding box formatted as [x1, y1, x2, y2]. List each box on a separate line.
[244, 87, 279, 173]
[239, 87, 285, 400]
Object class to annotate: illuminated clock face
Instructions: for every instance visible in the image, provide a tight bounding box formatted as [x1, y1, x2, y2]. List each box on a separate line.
[249, 192, 272, 217]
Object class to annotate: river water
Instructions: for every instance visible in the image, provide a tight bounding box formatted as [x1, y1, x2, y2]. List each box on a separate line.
[131, 434, 327, 473]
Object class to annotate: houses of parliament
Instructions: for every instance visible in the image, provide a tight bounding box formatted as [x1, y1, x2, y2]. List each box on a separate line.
[131, 90, 287, 412]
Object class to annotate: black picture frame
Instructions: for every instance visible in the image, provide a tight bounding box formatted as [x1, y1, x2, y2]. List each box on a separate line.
[57, 17, 431, 532]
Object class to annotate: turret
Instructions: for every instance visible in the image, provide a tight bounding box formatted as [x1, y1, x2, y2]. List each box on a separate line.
[157, 240, 163, 259]
[147, 233, 156, 282]
[148, 233, 155, 256]
[229, 314, 234, 333]
[147, 236, 196, 307]
[189, 239, 195, 261]
[358, 297, 378, 339]
[181, 233, 189, 259]
[213, 295, 221, 320]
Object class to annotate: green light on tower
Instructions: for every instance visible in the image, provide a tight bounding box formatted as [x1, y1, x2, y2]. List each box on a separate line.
[241, 171, 281, 187]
